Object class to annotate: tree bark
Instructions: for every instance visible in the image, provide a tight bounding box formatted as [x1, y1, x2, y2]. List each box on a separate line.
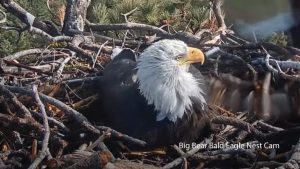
[63, 0, 91, 34]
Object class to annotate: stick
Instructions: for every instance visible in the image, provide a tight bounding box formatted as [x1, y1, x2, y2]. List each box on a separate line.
[28, 85, 51, 169]
[96, 126, 147, 147]
[211, 116, 265, 140]
[65, 151, 112, 169]
[3, 48, 51, 60]
[92, 41, 108, 68]
[163, 137, 212, 169]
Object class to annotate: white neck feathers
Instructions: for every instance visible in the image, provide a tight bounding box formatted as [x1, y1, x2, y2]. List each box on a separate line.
[136, 40, 206, 122]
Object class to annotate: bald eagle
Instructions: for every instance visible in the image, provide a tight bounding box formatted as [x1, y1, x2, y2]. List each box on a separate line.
[83, 39, 211, 147]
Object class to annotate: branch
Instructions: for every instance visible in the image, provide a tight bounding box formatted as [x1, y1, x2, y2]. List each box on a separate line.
[121, 7, 138, 22]
[65, 151, 112, 169]
[92, 41, 108, 68]
[253, 58, 300, 70]
[3, 59, 54, 76]
[256, 121, 284, 132]
[211, 0, 226, 30]
[200, 42, 292, 57]
[85, 22, 203, 44]
[211, 116, 265, 140]
[86, 22, 169, 36]
[31, 111, 69, 134]
[55, 56, 72, 79]
[63, 0, 91, 34]
[28, 26, 72, 42]
[0, 0, 61, 36]
[163, 137, 212, 169]
[264, 50, 300, 81]
[28, 85, 51, 169]
[3, 48, 51, 60]
[96, 126, 147, 147]
[69, 29, 140, 46]
[80, 43, 113, 54]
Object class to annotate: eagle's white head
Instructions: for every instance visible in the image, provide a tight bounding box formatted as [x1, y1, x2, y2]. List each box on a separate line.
[137, 39, 207, 122]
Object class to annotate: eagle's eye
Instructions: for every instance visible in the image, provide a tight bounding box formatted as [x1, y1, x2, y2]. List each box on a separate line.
[175, 55, 184, 61]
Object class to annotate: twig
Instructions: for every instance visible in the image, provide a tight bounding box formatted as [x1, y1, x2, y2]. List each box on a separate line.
[80, 43, 113, 54]
[211, 116, 265, 140]
[163, 137, 212, 169]
[67, 43, 94, 60]
[31, 111, 70, 134]
[121, 7, 138, 22]
[85, 132, 107, 151]
[3, 48, 52, 60]
[96, 126, 147, 147]
[28, 85, 51, 169]
[121, 30, 129, 48]
[63, 76, 103, 85]
[256, 121, 284, 132]
[56, 56, 72, 79]
[2, 60, 62, 75]
[85, 131, 116, 161]
[92, 41, 108, 68]
[3, 59, 54, 76]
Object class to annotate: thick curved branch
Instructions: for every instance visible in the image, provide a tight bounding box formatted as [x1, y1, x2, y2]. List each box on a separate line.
[0, 0, 61, 36]
[29, 26, 72, 42]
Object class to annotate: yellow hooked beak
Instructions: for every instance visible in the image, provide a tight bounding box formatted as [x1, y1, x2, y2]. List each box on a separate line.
[178, 47, 205, 65]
